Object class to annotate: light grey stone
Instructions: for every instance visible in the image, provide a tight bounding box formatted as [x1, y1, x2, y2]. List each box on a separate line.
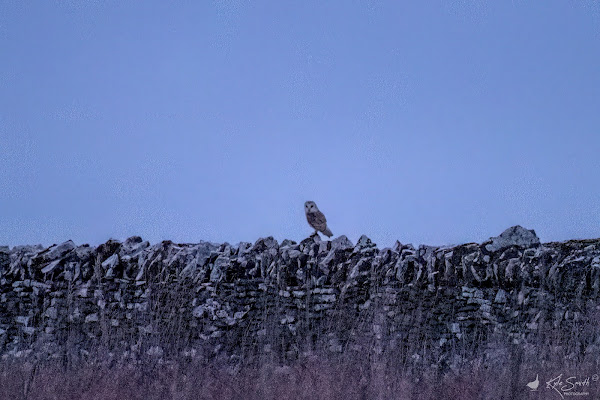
[485, 226, 540, 252]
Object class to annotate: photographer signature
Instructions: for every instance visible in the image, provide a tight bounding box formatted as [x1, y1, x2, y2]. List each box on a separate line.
[545, 374, 596, 399]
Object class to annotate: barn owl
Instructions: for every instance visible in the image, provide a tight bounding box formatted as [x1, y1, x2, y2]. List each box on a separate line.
[304, 201, 333, 237]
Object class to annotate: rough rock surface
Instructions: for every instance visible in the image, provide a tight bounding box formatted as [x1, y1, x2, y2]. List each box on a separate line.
[0, 227, 599, 370]
[484, 225, 541, 252]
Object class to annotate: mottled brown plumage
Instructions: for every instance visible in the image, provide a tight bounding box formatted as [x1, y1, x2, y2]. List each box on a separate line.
[304, 201, 333, 237]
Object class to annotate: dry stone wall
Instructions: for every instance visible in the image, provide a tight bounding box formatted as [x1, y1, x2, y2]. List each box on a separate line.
[1, 226, 600, 370]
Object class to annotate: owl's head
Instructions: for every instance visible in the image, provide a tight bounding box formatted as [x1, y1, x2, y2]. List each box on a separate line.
[304, 201, 318, 213]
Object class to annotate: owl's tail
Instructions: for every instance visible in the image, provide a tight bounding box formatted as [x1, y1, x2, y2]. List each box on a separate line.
[322, 227, 333, 238]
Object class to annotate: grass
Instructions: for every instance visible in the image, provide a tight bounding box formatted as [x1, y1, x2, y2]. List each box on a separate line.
[1, 348, 598, 400]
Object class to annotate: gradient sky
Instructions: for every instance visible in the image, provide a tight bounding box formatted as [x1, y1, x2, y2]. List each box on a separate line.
[1, 1, 599, 248]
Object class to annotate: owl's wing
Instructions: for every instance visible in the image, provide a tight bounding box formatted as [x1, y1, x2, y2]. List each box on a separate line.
[315, 210, 327, 225]
[307, 210, 327, 229]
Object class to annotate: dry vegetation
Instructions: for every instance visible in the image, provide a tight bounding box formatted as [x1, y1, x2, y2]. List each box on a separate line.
[1, 344, 598, 400]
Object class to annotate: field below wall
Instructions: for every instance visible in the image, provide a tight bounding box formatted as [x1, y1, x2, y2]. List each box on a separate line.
[2, 348, 599, 400]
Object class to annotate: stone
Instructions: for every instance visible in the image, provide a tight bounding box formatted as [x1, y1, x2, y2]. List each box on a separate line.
[484, 226, 540, 252]
[40, 240, 76, 261]
[0, 230, 597, 372]
[193, 305, 206, 318]
[331, 235, 354, 251]
[354, 235, 376, 252]
[85, 313, 99, 323]
[41, 259, 62, 274]
[44, 307, 58, 319]
[494, 289, 508, 304]
[22, 327, 35, 335]
[102, 254, 119, 271]
[209, 256, 230, 282]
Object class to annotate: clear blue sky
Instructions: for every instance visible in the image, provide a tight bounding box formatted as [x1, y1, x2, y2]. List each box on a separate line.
[1, 1, 599, 248]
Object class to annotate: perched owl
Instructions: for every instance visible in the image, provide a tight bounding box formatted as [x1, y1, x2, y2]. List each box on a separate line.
[304, 201, 333, 238]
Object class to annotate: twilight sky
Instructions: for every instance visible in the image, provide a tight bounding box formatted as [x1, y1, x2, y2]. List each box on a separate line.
[1, 1, 599, 248]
